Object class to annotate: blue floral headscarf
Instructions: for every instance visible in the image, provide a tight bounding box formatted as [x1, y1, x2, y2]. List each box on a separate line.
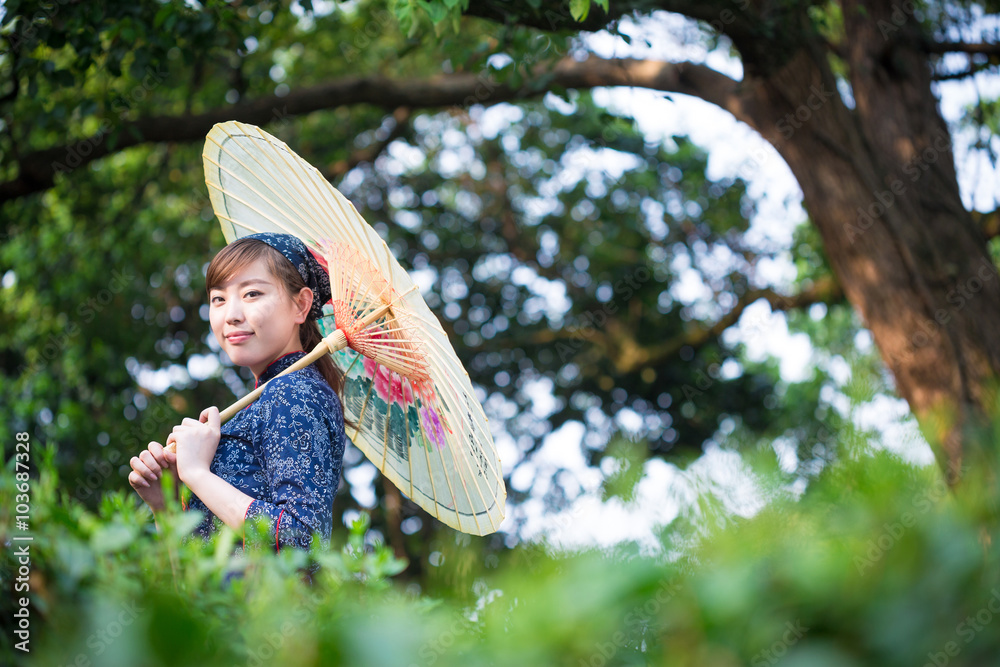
[243, 232, 331, 321]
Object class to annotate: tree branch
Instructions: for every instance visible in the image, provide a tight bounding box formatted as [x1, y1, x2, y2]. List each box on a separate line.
[0, 57, 744, 205]
[462, 0, 761, 48]
[931, 64, 996, 81]
[924, 41, 1000, 56]
[533, 275, 844, 374]
[615, 275, 844, 373]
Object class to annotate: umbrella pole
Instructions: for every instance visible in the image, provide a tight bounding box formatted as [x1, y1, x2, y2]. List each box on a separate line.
[166, 300, 393, 455]
[218, 299, 393, 420]
[217, 328, 349, 421]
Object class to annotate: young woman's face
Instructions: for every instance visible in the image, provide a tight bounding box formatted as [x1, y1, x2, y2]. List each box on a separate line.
[208, 257, 312, 379]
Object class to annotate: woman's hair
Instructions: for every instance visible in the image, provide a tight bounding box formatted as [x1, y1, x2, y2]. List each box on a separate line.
[205, 238, 345, 396]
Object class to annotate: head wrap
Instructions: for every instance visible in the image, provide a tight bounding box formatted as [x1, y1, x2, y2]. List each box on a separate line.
[242, 232, 331, 321]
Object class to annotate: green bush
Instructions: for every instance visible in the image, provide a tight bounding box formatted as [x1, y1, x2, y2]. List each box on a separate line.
[6, 437, 1000, 667]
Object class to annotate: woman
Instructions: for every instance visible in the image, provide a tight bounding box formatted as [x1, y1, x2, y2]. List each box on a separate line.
[128, 232, 346, 553]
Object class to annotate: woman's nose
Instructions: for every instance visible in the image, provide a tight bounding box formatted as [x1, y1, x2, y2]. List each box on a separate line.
[224, 298, 244, 323]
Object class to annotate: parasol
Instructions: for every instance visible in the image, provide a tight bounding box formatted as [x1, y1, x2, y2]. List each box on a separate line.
[190, 120, 505, 536]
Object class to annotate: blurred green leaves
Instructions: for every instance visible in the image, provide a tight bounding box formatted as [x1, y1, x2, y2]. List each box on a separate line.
[600, 436, 647, 503]
[9, 419, 1000, 666]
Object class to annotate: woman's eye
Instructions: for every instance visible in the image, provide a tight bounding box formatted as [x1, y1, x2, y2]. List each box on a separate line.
[244, 290, 261, 298]
[211, 296, 223, 304]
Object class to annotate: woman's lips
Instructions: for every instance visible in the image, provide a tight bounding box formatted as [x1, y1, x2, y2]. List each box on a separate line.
[227, 332, 253, 344]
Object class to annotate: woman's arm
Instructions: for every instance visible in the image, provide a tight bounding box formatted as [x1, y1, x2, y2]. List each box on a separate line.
[180, 469, 255, 532]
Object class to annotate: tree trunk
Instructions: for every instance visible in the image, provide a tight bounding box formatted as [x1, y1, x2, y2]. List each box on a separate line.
[735, 2, 1000, 481]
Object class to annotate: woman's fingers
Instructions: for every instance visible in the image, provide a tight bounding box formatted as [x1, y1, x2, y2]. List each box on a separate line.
[202, 406, 220, 430]
[128, 469, 150, 489]
[139, 450, 162, 477]
[165, 432, 177, 452]
[130, 455, 157, 484]
[148, 441, 173, 472]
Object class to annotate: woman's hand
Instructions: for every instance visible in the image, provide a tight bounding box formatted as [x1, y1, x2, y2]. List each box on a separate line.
[128, 441, 177, 512]
[170, 406, 221, 485]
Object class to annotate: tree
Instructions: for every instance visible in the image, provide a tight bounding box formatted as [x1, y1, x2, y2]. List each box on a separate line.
[385, 0, 1000, 481]
[0, 0, 995, 564]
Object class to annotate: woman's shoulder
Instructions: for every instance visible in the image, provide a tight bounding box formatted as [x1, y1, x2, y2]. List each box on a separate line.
[259, 366, 340, 410]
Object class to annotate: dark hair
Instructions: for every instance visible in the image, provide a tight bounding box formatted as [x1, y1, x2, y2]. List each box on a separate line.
[205, 238, 345, 397]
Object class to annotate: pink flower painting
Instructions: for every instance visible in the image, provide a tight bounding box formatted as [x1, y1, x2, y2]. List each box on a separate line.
[363, 357, 414, 407]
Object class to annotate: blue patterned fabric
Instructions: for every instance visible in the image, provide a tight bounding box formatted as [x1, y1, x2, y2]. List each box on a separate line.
[185, 350, 345, 552]
[243, 232, 332, 321]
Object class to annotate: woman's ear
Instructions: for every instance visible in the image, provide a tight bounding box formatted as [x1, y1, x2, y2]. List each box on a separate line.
[294, 287, 313, 324]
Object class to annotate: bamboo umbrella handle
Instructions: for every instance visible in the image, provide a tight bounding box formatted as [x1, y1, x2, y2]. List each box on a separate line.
[163, 328, 349, 454]
[162, 300, 393, 453]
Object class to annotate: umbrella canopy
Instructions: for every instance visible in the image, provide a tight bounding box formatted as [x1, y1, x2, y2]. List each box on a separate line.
[199, 121, 505, 536]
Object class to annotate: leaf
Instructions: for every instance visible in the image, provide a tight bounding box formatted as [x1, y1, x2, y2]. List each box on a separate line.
[90, 521, 136, 553]
[55, 538, 95, 584]
[154, 5, 173, 30]
[420, 0, 448, 24]
[569, 0, 591, 22]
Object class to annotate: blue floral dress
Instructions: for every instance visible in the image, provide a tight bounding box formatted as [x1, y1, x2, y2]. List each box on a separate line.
[184, 350, 346, 552]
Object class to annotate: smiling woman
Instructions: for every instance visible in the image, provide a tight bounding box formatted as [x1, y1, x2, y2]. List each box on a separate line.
[126, 232, 347, 556]
[209, 258, 311, 378]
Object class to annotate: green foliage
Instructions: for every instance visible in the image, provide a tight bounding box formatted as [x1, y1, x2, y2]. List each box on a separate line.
[569, 0, 610, 22]
[8, 421, 1000, 665]
[389, 0, 609, 34]
[600, 436, 648, 503]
